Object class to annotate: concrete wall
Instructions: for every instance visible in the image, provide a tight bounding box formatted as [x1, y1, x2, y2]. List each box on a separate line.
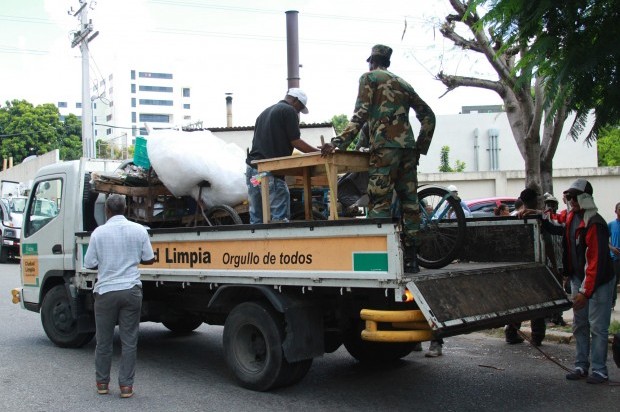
[420, 166, 620, 222]
[0, 150, 60, 191]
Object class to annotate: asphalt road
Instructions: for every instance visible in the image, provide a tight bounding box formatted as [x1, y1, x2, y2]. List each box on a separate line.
[1, 262, 619, 411]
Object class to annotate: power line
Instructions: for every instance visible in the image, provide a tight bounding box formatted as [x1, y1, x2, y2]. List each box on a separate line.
[0, 14, 54, 25]
[0, 45, 48, 55]
[149, 0, 427, 24]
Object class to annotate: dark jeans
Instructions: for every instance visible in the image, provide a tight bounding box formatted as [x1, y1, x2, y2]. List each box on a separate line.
[94, 286, 142, 387]
[506, 318, 546, 343]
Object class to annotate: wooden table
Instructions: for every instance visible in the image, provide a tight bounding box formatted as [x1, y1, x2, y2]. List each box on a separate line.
[253, 151, 369, 222]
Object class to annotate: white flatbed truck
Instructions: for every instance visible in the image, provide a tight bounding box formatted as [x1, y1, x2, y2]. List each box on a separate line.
[11, 159, 570, 391]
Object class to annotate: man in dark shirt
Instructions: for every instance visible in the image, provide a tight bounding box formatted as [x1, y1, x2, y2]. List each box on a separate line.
[245, 88, 319, 223]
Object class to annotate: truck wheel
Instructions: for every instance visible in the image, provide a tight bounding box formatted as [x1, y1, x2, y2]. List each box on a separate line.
[343, 321, 415, 363]
[161, 316, 203, 333]
[41, 285, 94, 348]
[223, 301, 303, 391]
[0, 246, 8, 263]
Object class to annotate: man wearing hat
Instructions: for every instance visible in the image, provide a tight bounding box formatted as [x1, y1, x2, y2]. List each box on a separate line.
[561, 179, 615, 384]
[246, 88, 319, 223]
[320, 44, 436, 273]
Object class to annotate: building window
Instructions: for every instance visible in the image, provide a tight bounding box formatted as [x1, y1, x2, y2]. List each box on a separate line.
[131, 98, 136, 108]
[76, 102, 82, 109]
[139, 114, 170, 123]
[58, 101, 67, 108]
[183, 88, 190, 97]
[139, 127, 148, 135]
[132, 112, 136, 123]
[109, 86, 113, 94]
[131, 70, 136, 80]
[106, 114, 113, 121]
[139, 85, 173, 93]
[139, 99, 173, 106]
[131, 84, 136, 93]
[183, 104, 190, 109]
[106, 128, 112, 135]
[109, 100, 114, 107]
[132, 126, 138, 137]
[138, 72, 173, 79]
[184, 115, 191, 120]
[95, 129, 98, 137]
[93, 102, 97, 109]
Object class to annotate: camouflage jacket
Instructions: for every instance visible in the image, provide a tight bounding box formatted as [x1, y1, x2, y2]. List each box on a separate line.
[332, 69, 435, 154]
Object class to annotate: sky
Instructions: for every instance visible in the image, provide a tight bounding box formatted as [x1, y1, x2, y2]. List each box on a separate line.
[1, 0, 503, 128]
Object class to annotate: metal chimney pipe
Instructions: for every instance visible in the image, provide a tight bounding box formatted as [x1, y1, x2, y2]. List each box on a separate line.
[225, 93, 233, 127]
[285, 10, 300, 89]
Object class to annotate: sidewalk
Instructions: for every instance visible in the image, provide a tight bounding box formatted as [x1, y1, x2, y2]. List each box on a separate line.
[520, 307, 620, 344]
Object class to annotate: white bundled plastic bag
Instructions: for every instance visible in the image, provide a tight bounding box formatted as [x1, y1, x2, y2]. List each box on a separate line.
[146, 128, 247, 209]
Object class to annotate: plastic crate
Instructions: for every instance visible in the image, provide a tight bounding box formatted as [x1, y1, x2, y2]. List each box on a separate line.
[133, 136, 151, 169]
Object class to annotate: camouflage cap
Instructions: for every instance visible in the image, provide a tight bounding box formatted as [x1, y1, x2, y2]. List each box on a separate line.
[366, 44, 393, 62]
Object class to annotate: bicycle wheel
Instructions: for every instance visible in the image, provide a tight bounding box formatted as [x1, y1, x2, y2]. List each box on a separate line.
[416, 186, 466, 269]
[206, 204, 243, 225]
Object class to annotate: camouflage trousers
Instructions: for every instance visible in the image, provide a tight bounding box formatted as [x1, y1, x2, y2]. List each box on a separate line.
[367, 147, 420, 245]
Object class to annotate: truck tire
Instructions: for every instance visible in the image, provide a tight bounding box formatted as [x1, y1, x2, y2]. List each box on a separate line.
[41, 285, 94, 348]
[223, 301, 311, 391]
[161, 316, 203, 333]
[343, 321, 415, 363]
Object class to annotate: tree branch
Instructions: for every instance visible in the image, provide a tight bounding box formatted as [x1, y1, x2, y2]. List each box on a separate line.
[445, 0, 515, 89]
[440, 22, 485, 53]
[437, 72, 506, 97]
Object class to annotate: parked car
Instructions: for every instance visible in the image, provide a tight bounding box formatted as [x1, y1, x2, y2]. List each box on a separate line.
[0, 199, 20, 262]
[464, 197, 518, 218]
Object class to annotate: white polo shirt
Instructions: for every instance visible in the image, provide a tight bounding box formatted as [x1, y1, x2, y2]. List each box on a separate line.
[84, 215, 155, 295]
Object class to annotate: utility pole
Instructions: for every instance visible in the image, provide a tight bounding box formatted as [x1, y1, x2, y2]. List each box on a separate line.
[69, 1, 99, 158]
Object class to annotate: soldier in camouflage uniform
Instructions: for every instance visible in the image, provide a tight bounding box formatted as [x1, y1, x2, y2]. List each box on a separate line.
[320, 44, 436, 272]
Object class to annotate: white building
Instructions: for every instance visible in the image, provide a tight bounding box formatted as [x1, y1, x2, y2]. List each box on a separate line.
[91, 68, 197, 147]
[418, 107, 597, 174]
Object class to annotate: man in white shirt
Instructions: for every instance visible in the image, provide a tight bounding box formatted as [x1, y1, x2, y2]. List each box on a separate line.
[84, 194, 155, 398]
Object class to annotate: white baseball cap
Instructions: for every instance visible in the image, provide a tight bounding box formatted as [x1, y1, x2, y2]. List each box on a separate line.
[286, 88, 309, 114]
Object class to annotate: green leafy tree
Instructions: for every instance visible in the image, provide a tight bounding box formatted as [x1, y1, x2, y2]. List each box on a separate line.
[330, 114, 349, 135]
[597, 126, 620, 166]
[0, 99, 82, 163]
[58, 114, 83, 160]
[478, 0, 620, 141]
[439, 145, 466, 172]
[435, 0, 571, 196]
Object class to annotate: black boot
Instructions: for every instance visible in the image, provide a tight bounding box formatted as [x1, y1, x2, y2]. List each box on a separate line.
[404, 244, 420, 273]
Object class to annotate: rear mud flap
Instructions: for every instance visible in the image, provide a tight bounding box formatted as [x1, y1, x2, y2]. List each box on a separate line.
[406, 262, 572, 338]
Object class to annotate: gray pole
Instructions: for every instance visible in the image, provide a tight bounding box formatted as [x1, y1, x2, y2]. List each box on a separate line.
[80, 7, 93, 158]
[70, 1, 97, 158]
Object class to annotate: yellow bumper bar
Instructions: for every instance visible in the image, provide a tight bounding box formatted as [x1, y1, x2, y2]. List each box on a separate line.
[360, 309, 433, 343]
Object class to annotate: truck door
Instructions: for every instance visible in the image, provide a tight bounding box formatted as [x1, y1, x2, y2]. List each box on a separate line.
[20, 176, 64, 304]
